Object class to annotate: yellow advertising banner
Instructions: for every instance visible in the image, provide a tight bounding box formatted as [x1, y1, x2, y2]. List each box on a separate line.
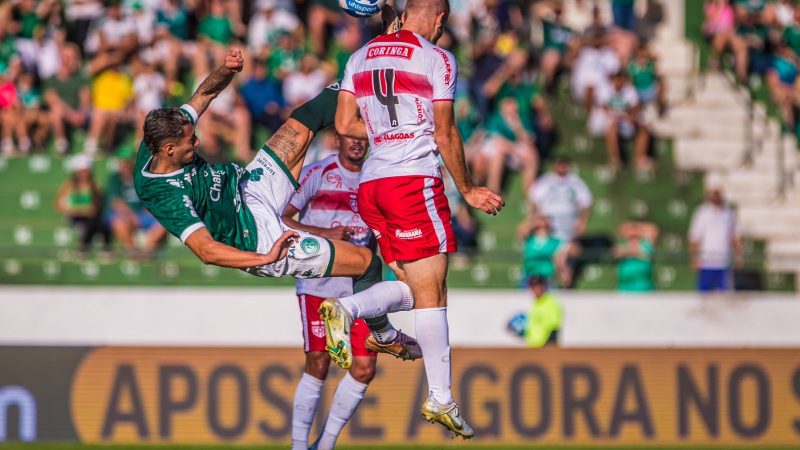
[69, 347, 800, 445]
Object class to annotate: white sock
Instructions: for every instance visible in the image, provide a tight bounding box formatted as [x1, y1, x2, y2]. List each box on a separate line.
[338, 280, 414, 319]
[318, 372, 368, 450]
[292, 372, 324, 450]
[415, 307, 453, 405]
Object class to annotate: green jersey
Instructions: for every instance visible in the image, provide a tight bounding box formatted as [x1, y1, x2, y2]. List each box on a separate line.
[133, 140, 258, 251]
[783, 26, 800, 57]
[105, 171, 143, 213]
[617, 239, 654, 292]
[628, 59, 657, 91]
[522, 235, 565, 280]
[542, 20, 573, 53]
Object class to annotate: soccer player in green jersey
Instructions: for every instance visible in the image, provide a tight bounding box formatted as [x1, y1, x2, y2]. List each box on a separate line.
[134, 44, 418, 367]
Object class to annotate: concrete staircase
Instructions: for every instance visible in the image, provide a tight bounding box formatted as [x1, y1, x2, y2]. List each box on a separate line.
[647, 2, 800, 287]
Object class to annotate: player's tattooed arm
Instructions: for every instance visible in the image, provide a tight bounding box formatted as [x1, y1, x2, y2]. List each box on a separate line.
[187, 48, 244, 118]
[185, 227, 299, 269]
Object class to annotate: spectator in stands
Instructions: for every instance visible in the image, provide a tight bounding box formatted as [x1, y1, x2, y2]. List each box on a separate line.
[737, 11, 770, 79]
[105, 146, 166, 260]
[524, 275, 562, 348]
[704, 0, 746, 80]
[688, 187, 744, 293]
[612, 0, 636, 32]
[307, 0, 345, 56]
[613, 220, 658, 292]
[283, 53, 328, 109]
[628, 43, 667, 116]
[532, 1, 579, 92]
[16, 69, 47, 153]
[153, 0, 192, 88]
[248, 0, 301, 59]
[528, 156, 592, 243]
[239, 58, 285, 135]
[766, 42, 800, 128]
[86, 0, 137, 60]
[588, 70, 650, 170]
[571, 30, 620, 112]
[196, 0, 240, 68]
[54, 154, 111, 259]
[782, 4, 800, 57]
[267, 30, 303, 81]
[44, 43, 91, 155]
[734, 0, 775, 24]
[132, 57, 166, 141]
[0, 59, 20, 156]
[85, 59, 132, 155]
[517, 215, 573, 287]
[63, 0, 104, 50]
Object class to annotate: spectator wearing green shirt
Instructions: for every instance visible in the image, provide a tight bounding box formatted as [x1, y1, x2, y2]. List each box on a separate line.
[524, 276, 563, 348]
[105, 146, 167, 260]
[628, 44, 667, 115]
[517, 215, 573, 287]
[44, 44, 91, 154]
[613, 221, 658, 292]
[532, 2, 578, 92]
[196, 0, 241, 72]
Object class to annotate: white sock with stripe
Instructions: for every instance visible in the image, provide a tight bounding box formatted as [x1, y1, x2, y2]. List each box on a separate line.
[415, 307, 454, 405]
[292, 372, 324, 450]
[317, 372, 369, 450]
[338, 280, 414, 319]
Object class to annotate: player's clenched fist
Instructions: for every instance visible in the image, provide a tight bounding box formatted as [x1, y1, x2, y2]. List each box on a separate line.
[464, 187, 505, 216]
[224, 48, 244, 73]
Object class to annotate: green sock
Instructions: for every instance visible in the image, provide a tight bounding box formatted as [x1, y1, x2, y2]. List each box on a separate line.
[354, 254, 396, 342]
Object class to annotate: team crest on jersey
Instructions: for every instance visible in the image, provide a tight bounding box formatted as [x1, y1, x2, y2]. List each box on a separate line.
[366, 45, 415, 60]
[300, 237, 321, 255]
[311, 320, 326, 338]
[350, 194, 359, 213]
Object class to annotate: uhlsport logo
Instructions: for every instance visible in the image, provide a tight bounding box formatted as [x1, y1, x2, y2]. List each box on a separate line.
[300, 237, 320, 255]
[339, 0, 381, 17]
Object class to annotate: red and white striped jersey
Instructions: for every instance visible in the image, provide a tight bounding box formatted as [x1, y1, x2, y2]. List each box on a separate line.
[289, 155, 371, 297]
[341, 30, 458, 184]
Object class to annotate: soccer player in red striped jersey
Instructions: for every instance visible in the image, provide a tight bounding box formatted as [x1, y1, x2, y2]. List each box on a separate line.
[282, 134, 418, 450]
[322, 0, 505, 439]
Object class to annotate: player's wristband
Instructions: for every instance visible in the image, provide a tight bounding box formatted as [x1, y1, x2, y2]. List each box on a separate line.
[179, 104, 199, 126]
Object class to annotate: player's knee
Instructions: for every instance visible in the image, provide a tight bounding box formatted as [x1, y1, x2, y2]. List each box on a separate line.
[349, 360, 376, 384]
[305, 353, 331, 380]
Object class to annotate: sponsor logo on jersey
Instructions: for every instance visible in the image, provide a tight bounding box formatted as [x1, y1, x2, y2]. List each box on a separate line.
[300, 237, 321, 255]
[311, 320, 326, 338]
[432, 47, 452, 86]
[415, 97, 425, 124]
[373, 131, 415, 145]
[325, 171, 343, 189]
[395, 228, 423, 240]
[366, 45, 415, 60]
[209, 169, 223, 202]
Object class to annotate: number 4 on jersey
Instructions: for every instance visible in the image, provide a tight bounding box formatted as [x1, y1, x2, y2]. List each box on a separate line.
[372, 68, 399, 127]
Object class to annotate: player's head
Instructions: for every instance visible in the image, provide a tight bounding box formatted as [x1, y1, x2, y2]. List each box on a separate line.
[143, 108, 199, 165]
[336, 132, 367, 167]
[402, 0, 450, 44]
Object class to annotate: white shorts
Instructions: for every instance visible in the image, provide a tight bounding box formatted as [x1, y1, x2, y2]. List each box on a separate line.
[588, 110, 636, 139]
[241, 147, 334, 279]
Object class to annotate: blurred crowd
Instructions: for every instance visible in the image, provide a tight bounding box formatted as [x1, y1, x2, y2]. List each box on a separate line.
[704, 0, 800, 136]
[4, 0, 749, 293]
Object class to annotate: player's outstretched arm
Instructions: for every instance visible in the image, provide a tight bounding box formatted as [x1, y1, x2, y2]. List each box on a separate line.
[282, 205, 353, 241]
[335, 91, 368, 140]
[184, 227, 298, 269]
[433, 102, 505, 216]
[186, 48, 244, 119]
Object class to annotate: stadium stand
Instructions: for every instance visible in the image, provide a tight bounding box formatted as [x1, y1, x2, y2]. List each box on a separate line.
[0, 0, 796, 291]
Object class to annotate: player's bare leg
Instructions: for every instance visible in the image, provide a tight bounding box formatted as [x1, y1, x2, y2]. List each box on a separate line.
[399, 254, 474, 439]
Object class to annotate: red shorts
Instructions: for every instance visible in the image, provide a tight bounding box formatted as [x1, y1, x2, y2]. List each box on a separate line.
[298, 294, 376, 357]
[357, 176, 457, 264]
